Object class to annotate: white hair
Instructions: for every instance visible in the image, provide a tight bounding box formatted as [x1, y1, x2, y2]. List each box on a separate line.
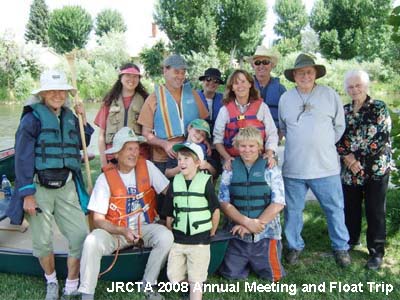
[343, 70, 370, 91]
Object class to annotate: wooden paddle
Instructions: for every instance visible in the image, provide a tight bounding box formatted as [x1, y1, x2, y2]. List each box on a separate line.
[65, 50, 93, 192]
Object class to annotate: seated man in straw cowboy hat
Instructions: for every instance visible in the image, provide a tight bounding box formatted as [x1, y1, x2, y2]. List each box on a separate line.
[78, 127, 173, 300]
[278, 53, 351, 267]
[6, 70, 94, 300]
[247, 45, 286, 131]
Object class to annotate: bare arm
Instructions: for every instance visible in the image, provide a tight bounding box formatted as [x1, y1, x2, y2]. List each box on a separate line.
[215, 143, 234, 171]
[200, 160, 217, 177]
[220, 202, 265, 234]
[92, 212, 139, 242]
[165, 166, 180, 178]
[98, 128, 107, 167]
[166, 216, 174, 231]
[210, 208, 220, 236]
[142, 126, 176, 158]
[258, 203, 284, 225]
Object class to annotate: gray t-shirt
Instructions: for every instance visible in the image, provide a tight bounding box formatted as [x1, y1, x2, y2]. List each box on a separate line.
[278, 85, 345, 179]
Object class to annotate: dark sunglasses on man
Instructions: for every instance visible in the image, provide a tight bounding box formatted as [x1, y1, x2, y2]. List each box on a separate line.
[254, 59, 271, 66]
[205, 77, 220, 84]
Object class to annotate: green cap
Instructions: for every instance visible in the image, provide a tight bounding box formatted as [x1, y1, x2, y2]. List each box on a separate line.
[189, 119, 211, 138]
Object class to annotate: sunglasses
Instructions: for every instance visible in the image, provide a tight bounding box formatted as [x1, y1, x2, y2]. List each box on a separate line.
[254, 59, 271, 66]
[205, 77, 220, 84]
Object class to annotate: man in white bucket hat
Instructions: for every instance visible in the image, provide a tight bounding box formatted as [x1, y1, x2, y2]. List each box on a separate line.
[7, 69, 94, 300]
[78, 127, 172, 300]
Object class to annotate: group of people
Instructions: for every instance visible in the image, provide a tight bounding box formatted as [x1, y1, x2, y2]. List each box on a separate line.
[6, 45, 392, 300]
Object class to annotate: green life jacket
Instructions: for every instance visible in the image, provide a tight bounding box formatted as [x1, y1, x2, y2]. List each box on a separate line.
[31, 103, 81, 172]
[230, 156, 271, 218]
[172, 172, 212, 235]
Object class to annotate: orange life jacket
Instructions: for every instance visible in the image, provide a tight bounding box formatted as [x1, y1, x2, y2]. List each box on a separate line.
[223, 98, 267, 156]
[102, 159, 157, 227]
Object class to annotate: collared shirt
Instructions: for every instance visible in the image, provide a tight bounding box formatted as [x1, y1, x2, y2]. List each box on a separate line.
[218, 166, 285, 241]
[213, 100, 278, 153]
[336, 96, 392, 186]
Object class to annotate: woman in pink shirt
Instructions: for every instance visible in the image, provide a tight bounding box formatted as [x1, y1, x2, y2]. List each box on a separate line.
[94, 63, 150, 166]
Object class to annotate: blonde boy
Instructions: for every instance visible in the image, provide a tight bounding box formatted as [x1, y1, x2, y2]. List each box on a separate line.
[163, 142, 220, 300]
[219, 127, 286, 281]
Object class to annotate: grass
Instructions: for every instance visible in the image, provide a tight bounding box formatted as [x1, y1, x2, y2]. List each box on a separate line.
[1, 157, 399, 299]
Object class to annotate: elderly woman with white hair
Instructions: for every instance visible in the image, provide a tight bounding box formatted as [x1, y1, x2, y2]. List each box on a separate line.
[336, 70, 392, 270]
[7, 70, 94, 299]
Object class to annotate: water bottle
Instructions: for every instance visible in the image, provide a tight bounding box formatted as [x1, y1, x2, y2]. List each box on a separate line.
[1, 174, 12, 197]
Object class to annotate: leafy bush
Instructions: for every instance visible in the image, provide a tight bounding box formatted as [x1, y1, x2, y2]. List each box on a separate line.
[13, 73, 36, 101]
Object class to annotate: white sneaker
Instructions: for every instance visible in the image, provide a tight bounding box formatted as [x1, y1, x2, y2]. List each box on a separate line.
[45, 282, 59, 300]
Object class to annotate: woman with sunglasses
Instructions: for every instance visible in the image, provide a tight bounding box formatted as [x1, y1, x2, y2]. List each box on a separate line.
[213, 69, 278, 171]
[94, 63, 150, 166]
[248, 46, 286, 131]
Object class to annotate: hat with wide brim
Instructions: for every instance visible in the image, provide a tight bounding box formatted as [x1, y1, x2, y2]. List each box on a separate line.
[284, 54, 326, 82]
[173, 142, 204, 161]
[31, 70, 77, 96]
[198, 68, 224, 84]
[104, 127, 147, 154]
[245, 45, 279, 66]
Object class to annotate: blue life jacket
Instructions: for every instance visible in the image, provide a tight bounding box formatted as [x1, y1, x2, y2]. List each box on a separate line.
[197, 90, 223, 133]
[31, 103, 81, 172]
[229, 156, 271, 218]
[154, 82, 200, 139]
[254, 76, 286, 129]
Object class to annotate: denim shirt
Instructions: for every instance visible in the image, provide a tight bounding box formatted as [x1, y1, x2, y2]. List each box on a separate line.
[219, 166, 285, 242]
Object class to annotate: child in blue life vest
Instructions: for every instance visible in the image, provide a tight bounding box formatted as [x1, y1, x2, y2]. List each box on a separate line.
[165, 119, 218, 179]
[163, 142, 220, 300]
[218, 126, 286, 281]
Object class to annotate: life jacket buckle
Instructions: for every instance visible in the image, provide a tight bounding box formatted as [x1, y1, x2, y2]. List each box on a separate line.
[237, 115, 245, 120]
[136, 192, 144, 199]
[109, 203, 118, 211]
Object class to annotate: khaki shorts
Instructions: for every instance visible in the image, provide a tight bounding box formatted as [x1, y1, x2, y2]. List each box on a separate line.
[167, 243, 210, 283]
[26, 179, 88, 258]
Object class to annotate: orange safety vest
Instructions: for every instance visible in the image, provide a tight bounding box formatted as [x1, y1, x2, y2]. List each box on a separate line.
[102, 159, 157, 227]
[223, 98, 267, 156]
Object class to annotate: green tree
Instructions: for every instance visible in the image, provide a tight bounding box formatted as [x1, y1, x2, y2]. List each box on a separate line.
[95, 9, 127, 38]
[139, 40, 168, 80]
[48, 6, 92, 54]
[273, 0, 308, 41]
[389, 5, 400, 42]
[216, 0, 267, 58]
[0, 34, 21, 99]
[310, 0, 393, 60]
[25, 0, 50, 46]
[154, 0, 267, 59]
[154, 0, 218, 55]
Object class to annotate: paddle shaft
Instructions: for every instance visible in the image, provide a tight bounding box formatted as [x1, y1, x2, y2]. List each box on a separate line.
[65, 51, 93, 191]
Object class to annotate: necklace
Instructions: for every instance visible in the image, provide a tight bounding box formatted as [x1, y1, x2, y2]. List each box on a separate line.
[295, 85, 316, 122]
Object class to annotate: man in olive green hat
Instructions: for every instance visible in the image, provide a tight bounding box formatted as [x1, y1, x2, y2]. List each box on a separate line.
[278, 53, 351, 268]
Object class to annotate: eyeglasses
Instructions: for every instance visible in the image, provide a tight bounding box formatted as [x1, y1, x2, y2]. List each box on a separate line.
[294, 70, 316, 77]
[254, 59, 271, 66]
[205, 77, 220, 84]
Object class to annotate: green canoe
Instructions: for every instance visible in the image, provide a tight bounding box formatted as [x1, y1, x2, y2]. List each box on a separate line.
[0, 147, 15, 182]
[0, 215, 231, 281]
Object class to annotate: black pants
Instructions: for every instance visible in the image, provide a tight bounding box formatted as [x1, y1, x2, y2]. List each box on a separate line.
[342, 173, 389, 257]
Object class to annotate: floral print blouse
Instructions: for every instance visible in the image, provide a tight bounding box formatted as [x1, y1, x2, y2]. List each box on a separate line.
[336, 96, 392, 186]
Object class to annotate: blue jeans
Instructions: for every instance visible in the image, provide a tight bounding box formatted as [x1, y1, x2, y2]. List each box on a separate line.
[283, 175, 349, 251]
